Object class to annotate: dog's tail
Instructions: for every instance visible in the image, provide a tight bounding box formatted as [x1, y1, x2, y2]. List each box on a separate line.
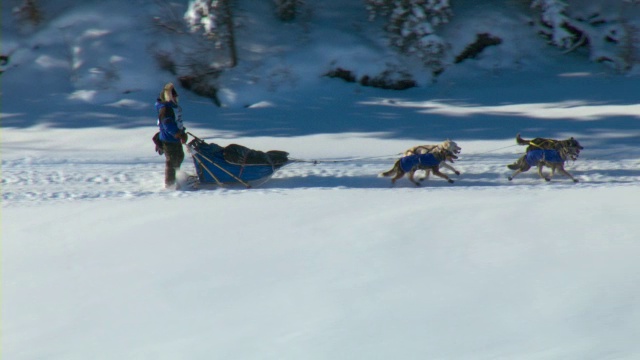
[380, 161, 399, 177]
[507, 155, 528, 170]
[516, 133, 530, 146]
[380, 168, 395, 177]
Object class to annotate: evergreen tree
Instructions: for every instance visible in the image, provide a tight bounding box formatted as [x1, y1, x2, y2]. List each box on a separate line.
[366, 0, 452, 74]
[184, 0, 237, 67]
[531, 0, 640, 71]
[531, 0, 574, 48]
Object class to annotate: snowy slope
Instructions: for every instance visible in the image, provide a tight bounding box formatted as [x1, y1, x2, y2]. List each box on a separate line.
[3, 1, 640, 359]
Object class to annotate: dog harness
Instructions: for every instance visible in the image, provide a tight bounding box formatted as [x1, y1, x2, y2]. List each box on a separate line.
[528, 138, 583, 151]
[525, 149, 563, 166]
[399, 153, 441, 172]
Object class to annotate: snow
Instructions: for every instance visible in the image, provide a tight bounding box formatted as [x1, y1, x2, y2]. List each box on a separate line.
[2, 1, 640, 359]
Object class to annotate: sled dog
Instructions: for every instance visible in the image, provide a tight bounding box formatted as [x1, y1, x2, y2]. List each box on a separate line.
[507, 147, 580, 182]
[516, 133, 583, 160]
[381, 147, 457, 186]
[403, 139, 461, 177]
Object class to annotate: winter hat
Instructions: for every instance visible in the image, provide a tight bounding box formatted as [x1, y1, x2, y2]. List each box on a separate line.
[161, 82, 179, 104]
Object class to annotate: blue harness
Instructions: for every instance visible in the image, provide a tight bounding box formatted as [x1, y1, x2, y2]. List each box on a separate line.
[525, 149, 563, 166]
[399, 153, 441, 172]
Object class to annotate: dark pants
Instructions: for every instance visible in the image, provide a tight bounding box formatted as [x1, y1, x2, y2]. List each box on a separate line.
[162, 141, 185, 186]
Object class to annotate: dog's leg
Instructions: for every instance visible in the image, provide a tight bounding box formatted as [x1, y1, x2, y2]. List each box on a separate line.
[390, 168, 405, 185]
[432, 168, 454, 183]
[390, 173, 400, 185]
[556, 164, 579, 183]
[440, 162, 461, 176]
[415, 166, 430, 181]
[549, 166, 559, 180]
[381, 161, 402, 186]
[508, 158, 531, 180]
[508, 169, 523, 181]
[419, 169, 431, 181]
[537, 163, 551, 181]
[508, 155, 532, 181]
[408, 169, 421, 186]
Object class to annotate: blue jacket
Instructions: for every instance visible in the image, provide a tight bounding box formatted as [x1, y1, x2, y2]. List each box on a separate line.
[399, 153, 441, 172]
[525, 149, 563, 166]
[156, 100, 181, 143]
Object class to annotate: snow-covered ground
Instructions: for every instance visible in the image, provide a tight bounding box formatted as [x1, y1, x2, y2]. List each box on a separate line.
[3, 1, 640, 359]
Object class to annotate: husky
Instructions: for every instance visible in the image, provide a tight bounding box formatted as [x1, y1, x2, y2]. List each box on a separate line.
[381, 147, 457, 186]
[516, 133, 583, 160]
[507, 147, 580, 182]
[403, 139, 462, 178]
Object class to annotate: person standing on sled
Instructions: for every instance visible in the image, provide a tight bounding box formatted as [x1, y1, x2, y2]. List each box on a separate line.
[155, 82, 188, 188]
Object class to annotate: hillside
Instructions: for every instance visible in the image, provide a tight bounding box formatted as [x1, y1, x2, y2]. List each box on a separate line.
[3, 0, 639, 120]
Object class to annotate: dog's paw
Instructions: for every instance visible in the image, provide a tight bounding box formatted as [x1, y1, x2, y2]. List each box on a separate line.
[455, 171, 461, 176]
[448, 179, 454, 184]
[544, 178, 551, 182]
[508, 176, 513, 181]
[573, 179, 579, 183]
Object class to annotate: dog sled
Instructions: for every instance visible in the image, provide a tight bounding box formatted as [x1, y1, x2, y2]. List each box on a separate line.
[185, 133, 290, 188]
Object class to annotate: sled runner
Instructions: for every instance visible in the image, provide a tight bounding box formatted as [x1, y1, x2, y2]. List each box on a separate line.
[186, 133, 290, 188]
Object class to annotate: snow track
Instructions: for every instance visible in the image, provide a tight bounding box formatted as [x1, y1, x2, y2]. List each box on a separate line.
[2, 158, 165, 203]
[4, 152, 639, 206]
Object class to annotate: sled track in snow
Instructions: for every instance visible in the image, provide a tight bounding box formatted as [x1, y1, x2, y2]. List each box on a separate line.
[3, 154, 640, 206]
